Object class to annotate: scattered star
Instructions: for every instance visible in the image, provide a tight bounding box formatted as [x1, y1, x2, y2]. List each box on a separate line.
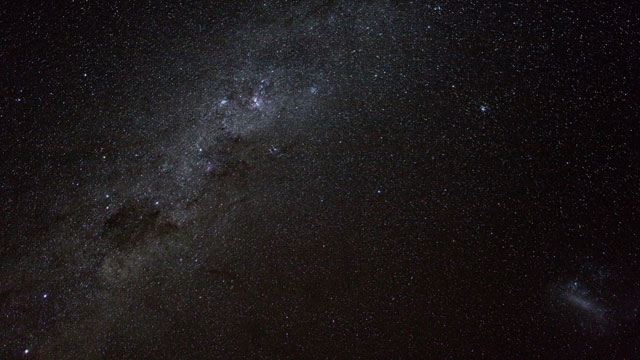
[1, 1, 636, 358]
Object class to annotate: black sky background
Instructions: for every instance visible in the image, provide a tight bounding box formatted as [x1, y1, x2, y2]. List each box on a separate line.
[1, 1, 639, 359]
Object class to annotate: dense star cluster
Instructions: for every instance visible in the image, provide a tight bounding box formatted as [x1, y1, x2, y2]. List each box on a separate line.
[1, 1, 639, 358]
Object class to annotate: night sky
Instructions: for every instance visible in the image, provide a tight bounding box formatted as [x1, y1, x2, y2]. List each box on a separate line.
[1, 1, 639, 358]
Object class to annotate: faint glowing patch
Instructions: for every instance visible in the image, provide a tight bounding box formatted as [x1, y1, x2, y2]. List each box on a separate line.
[566, 293, 594, 312]
[250, 95, 264, 110]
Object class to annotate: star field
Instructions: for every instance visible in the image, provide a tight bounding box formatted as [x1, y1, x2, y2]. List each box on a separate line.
[1, 1, 639, 358]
